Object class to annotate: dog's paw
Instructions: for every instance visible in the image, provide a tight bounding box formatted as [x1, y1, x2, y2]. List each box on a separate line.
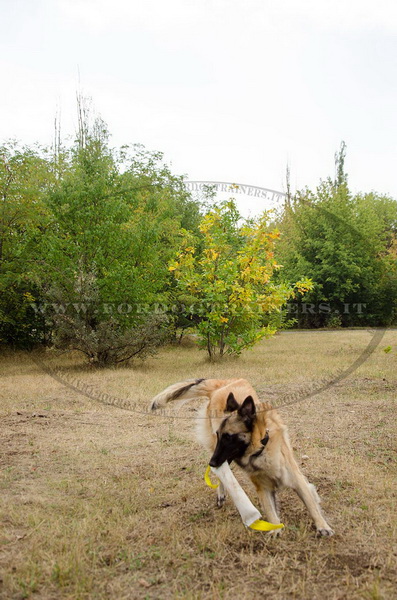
[316, 527, 334, 537]
[216, 494, 226, 508]
[267, 528, 283, 538]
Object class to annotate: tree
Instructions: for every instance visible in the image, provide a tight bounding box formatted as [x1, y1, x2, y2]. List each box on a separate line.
[35, 110, 201, 365]
[0, 142, 53, 347]
[169, 200, 311, 360]
[334, 140, 347, 187]
[275, 180, 397, 327]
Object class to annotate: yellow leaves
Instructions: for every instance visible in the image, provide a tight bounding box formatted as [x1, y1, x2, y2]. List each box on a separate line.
[295, 278, 314, 294]
[240, 266, 251, 280]
[168, 259, 181, 272]
[168, 201, 299, 358]
[23, 291, 35, 302]
[267, 230, 280, 240]
[199, 212, 221, 235]
[204, 248, 219, 261]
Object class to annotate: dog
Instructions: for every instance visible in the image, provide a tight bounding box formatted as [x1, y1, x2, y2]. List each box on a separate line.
[150, 377, 334, 536]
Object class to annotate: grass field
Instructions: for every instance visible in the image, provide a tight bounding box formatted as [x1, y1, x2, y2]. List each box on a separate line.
[1, 330, 396, 599]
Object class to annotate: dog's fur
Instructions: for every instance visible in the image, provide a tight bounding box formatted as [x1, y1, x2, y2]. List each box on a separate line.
[150, 378, 334, 536]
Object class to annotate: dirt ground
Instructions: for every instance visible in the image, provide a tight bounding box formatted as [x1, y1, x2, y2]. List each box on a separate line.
[1, 330, 396, 599]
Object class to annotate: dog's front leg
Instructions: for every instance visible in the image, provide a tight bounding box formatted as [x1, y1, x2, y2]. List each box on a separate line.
[292, 474, 334, 536]
[217, 481, 226, 507]
[210, 463, 262, 526]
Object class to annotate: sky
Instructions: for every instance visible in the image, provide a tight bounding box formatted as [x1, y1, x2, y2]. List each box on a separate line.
[1, 0, 397, 211]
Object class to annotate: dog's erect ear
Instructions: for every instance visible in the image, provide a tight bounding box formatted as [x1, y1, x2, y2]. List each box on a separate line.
[225, 392, 239, 412]
[238, 395, 256, 420]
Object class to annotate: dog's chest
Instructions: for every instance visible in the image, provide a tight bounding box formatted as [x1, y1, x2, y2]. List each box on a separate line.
[238, 448, 277, 475]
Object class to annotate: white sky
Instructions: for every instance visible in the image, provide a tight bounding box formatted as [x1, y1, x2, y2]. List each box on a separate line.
[1, 0, 397, 207]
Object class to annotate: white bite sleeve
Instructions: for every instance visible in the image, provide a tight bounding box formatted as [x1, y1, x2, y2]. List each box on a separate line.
[210, 463, 261, 527]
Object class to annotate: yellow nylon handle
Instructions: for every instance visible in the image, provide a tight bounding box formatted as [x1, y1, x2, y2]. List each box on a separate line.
[249, 519, 284, 531]
[204, 465, 219, 489]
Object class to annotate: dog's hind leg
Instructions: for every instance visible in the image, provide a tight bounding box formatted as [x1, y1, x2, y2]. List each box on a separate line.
[251, 485, 283, 537]
[291, 473, 334, 536]
[254, 485, 281, 525]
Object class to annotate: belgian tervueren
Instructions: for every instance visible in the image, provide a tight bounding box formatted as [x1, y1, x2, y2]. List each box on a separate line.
[150, 378, 334, 536]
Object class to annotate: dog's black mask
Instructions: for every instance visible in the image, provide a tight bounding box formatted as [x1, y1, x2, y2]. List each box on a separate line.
[209, 430, 250, 467]
[208, 395, 255, 468]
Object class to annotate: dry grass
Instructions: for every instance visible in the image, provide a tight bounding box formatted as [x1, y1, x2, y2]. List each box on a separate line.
[0, 330, 396, 600]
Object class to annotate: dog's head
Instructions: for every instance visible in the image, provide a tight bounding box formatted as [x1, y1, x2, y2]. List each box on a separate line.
[209, 394, 256, 468]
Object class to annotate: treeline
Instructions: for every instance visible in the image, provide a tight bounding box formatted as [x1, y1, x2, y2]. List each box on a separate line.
[275, 144, 397, 328]
[1, 114, 396, 364]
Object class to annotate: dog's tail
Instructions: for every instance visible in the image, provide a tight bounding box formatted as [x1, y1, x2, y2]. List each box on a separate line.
[150, 378, 231, 411]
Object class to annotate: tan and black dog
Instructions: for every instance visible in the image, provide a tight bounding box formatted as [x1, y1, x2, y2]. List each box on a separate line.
[150, 378, 334, 536]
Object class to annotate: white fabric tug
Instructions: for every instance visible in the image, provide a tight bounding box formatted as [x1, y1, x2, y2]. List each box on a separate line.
[210, 462, 261, 527]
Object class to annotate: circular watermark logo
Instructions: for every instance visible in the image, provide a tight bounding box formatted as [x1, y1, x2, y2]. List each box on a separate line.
[185, 180, 286, 217]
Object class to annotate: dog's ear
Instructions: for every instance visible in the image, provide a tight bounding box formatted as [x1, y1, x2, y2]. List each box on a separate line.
[225, 392, 239, 412]
[238, 395, 256, 420]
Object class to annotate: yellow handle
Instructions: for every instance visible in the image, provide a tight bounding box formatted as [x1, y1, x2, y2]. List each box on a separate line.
[249, 519, 284, 531]
[204, 465, 219, 489]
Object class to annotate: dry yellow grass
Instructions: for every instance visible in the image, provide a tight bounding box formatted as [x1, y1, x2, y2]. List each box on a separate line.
[0, 330, 396, 599]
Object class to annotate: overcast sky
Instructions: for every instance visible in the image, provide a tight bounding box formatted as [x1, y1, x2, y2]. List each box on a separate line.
[1, 0, 397, 207]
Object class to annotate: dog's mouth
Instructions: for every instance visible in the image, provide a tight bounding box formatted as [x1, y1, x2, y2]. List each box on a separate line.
[209, 443, 241, 468]
[209, 456, 227, 468]
[209, 447, 234, 468]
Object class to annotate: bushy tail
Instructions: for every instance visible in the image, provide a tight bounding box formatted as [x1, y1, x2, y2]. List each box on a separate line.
[150, 378, 208, 410]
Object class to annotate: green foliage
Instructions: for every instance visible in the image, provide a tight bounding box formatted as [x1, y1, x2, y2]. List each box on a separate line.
[0, 142, 53, 346]
[0, 99, 202, 362]
[34, 117, 200, 365]
[275, 179, 397, 327]
[169, 200, 311, 359]
[2, 121, 397, 361]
